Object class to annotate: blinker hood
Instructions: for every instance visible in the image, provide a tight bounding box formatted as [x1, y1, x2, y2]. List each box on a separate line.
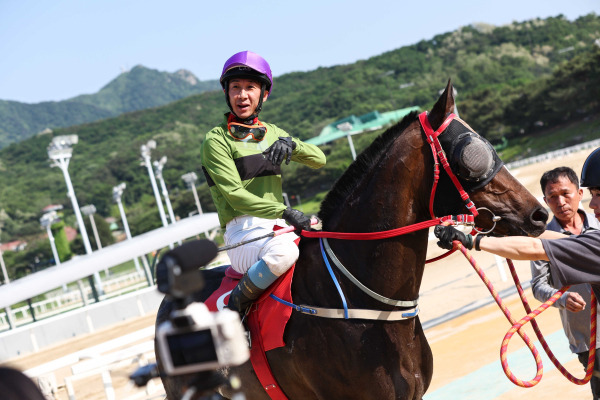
[437, 118, 503, 191]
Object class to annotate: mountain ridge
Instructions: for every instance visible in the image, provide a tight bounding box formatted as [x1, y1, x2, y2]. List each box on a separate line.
[0, 65, 220, 148]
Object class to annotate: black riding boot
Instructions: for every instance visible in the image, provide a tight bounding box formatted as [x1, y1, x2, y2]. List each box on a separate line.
[227, 274, 265, 320]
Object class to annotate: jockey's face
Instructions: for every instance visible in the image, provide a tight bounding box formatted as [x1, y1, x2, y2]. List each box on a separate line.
[227, 78, 268, 120]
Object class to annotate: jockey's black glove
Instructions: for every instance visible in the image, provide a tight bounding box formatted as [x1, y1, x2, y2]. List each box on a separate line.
[264, 137, 296, 166]
[282, 207, 311, 233]
[434, 225, 474, 250]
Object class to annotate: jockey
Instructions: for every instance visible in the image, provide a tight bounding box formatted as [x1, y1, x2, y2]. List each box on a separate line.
[201, 51, 326, 319]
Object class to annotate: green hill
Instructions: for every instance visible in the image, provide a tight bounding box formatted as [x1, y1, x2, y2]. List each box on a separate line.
[0, 65, 220, 148]
[0, 12, 599, 249]
[70, 65, 220, 114]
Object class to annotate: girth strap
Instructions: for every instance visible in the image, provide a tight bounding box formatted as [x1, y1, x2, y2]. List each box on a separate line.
[295, 305, 419, 320]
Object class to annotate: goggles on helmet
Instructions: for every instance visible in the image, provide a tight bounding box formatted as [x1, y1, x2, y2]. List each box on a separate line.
[227, 120, 267, 141]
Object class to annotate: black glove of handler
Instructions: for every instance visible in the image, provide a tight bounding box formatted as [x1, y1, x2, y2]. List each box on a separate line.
[434, 225, 474, 250]
[264, 137, 297, 166]
[282, 207, 311, 233]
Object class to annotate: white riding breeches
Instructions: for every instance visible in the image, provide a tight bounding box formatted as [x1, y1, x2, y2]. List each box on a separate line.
[224, 215, 300, 276]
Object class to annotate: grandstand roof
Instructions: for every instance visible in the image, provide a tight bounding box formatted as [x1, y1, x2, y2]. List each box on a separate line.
[306, 106, 420, 146]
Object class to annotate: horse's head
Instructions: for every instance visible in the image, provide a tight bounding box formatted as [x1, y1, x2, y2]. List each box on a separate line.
[428, 80, 548, 237]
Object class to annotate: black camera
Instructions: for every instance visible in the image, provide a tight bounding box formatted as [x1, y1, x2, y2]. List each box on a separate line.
[154, 240, 249, 376]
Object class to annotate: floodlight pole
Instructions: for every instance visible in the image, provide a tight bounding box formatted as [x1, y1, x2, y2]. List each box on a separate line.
[44, 222, 61, 269]
[181, 172, 210, 238]
[281, 192, 291, 208]
[140, 141, 169, 229]
[0, 242, 15, 329]
[337, 122, 357, 160]
[0, 245, 8, 286]
[40, 212, 88, 301]
[81, 205, 102, 250]
[181, 172, 204, 215]
[40, 212, 63, 288]
[113, 183, 153, 286]
[81, 204, 110, 277]
[153, 157, 177, 225]
[48, 136, 103, 299]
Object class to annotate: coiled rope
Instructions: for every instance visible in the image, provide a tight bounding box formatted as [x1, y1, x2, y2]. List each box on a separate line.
[454, 241, 597, 387]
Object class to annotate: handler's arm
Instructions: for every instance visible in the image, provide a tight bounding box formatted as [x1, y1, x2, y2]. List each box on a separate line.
[538, 230, 566, 240]
[478, 236, 549, 261]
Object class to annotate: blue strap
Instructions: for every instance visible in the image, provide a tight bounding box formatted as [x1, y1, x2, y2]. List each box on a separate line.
[319, 238, 349, 319]
[262, 239, 349, 319]
[401, 308, 419, 318]
[269, 294, 317, 314]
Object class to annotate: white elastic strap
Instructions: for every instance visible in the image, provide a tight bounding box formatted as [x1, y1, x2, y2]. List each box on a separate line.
[297, 305, 419, 321]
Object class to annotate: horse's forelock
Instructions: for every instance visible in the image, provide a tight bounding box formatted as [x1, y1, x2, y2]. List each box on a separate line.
[318, 111, 419, 227]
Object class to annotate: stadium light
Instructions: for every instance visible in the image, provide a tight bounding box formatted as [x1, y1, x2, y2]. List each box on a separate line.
[153, 156, 176, 225]
[40, 211, 62, 268]
[48, 135, 103, 298]
[181, 172, 204, 215]
[112, 183, 153, 285]
[181, 172, 210, 238]
[0, 227, 15, 328]
[281, 192, 291, 208]
[40, 211, 77, 295]
[140, 140, 169, 230]
[337, 122, 357, 160]
[80, 204, 102, 250]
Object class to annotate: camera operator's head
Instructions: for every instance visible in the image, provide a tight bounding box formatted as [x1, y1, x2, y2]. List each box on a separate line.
[0, 367, 47, 400]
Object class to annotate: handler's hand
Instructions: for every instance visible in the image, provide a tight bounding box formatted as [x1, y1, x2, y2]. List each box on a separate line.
[434, 225, 474, 250]
[565, 292, 586, 313]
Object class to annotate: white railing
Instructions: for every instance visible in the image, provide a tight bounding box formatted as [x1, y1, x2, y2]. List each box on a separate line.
[0, 270, 148, 329]
[506, 138, 600, 169]
[25, 326, 163, 400]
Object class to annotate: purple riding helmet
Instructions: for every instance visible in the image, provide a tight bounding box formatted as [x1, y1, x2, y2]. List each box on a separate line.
[220, 51, 273, 122]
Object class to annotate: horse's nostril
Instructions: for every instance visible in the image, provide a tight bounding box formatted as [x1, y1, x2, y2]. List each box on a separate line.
[531, 207, 549, 225]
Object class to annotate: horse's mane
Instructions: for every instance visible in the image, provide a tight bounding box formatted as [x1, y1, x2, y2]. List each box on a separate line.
[318, 111, 419, 226]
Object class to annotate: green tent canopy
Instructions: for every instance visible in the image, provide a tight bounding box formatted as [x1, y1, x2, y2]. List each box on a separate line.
[306, 106, 420, 146]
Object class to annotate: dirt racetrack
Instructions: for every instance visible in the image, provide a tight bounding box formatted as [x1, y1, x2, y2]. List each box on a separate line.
[2, 147, 597, 399]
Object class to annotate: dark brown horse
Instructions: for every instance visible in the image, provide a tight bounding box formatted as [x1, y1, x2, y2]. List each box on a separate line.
[156, 81, 548, 399]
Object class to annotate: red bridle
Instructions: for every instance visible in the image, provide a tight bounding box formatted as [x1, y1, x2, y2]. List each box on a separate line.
[418, 111, 479, 219]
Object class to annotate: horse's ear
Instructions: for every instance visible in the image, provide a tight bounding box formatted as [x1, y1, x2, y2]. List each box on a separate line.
[428, 79, 455, 130]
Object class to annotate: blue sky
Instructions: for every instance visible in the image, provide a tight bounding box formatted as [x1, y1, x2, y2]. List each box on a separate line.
[1, 0, 598, 104]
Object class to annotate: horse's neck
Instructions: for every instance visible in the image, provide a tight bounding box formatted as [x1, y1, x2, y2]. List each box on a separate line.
[330, 126, 431, 231]
[320, 128, 432, 304]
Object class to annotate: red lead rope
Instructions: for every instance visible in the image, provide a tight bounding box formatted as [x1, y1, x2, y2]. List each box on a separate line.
[455, 242, 597, 387]
[301, 214, 474, 240]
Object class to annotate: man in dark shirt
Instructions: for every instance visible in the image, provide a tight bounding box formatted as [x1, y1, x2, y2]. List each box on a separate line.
[434, 147, 600, 299]
[530, 166, 600, 398]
